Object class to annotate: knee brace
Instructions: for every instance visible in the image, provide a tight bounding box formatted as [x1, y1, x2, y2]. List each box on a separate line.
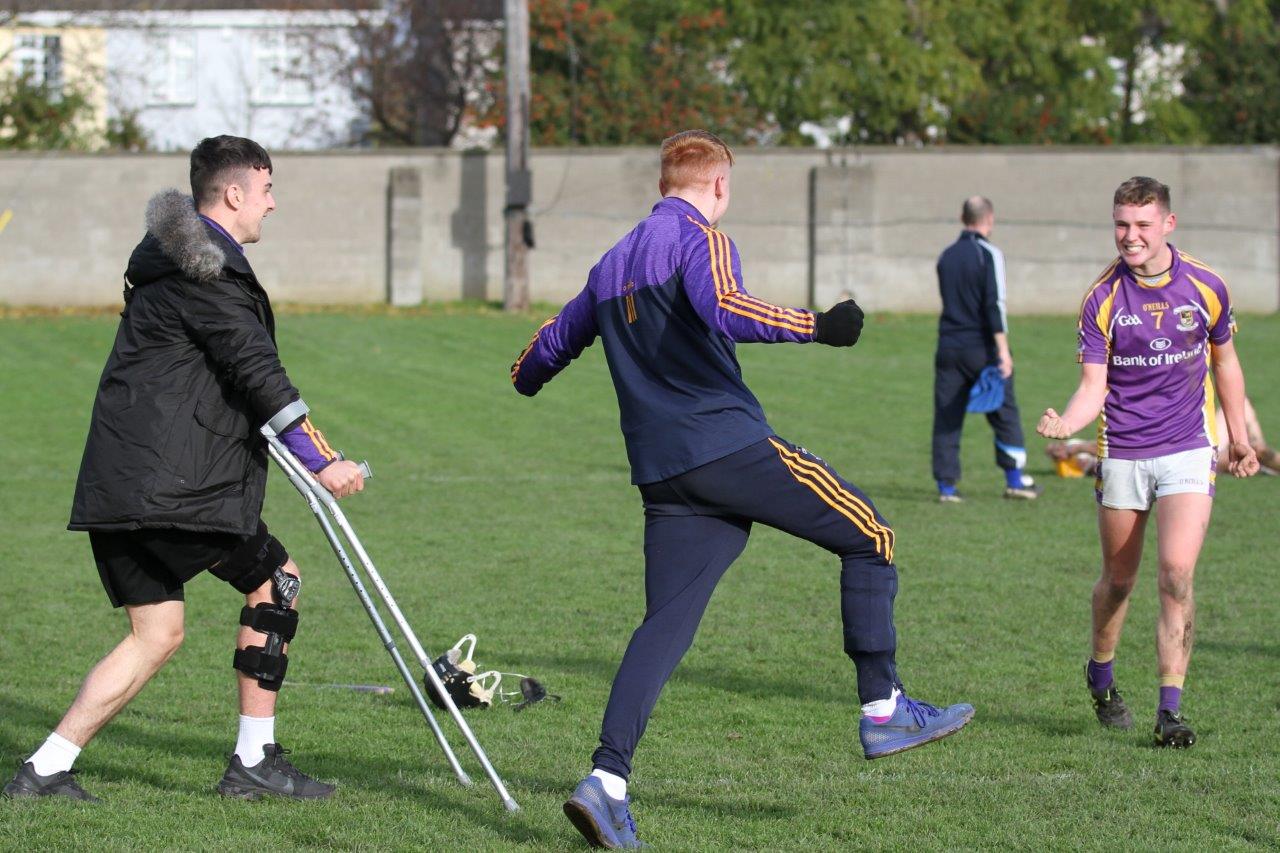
[233, 567, 301, 692]
[210, 524, 290, 595]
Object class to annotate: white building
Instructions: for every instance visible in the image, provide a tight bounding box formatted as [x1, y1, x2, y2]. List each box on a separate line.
[12, 1, 377, 151]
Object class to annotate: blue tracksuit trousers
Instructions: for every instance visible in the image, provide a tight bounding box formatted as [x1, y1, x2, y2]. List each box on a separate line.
[591, 436, 899, 780]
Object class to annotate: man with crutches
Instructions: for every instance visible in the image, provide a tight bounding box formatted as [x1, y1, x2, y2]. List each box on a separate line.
[3, 136, 363, 802]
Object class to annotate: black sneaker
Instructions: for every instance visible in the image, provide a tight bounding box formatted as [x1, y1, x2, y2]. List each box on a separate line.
[1154, 709, 1196, 749]
[216, 744, 335, 800]
[1086, 667, 1133, 729]
[3, 762, 99, 802]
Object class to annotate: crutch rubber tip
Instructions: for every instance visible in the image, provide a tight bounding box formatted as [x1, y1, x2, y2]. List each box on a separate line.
[502, 797, 521, 813]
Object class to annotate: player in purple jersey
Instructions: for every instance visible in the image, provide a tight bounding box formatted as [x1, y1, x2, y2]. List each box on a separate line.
[1037, 176, 1259, 748]
[513, 130, 972, 848]
[1046, 396, 1279, 478]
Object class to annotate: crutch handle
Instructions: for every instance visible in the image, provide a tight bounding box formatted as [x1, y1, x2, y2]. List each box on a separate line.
[358, 460, 373, 480]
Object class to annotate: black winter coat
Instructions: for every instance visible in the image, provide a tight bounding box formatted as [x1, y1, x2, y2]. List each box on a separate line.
[69, 190, 300, 534]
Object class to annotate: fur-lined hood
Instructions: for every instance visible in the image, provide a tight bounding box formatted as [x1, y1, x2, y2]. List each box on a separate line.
[126, 189, 234, 286]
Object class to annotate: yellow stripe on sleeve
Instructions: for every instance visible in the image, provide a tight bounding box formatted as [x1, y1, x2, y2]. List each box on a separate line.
[1178, 251, 1220, 277]
[720, 300, 815, 334]
[1094, 281, 1119, 339]
[510, 316, 557, 382]
[301, 417, 337, 461]
[696, 219, 727, 299]
[1188, 275, 1222, 329]
[722, 294, 815, 329]
[715, 230, 734, 300]
[691, 218, 815, 333]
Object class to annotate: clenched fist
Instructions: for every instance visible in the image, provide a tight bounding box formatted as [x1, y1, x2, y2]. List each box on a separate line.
[317, 459, 365, 498]
[1037, 408, 1073, 439]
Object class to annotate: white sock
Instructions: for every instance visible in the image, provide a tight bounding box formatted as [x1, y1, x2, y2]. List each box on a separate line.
[234, 715, 275, 767]
[861, 687, 902, 720]
[591, 768, 627, 800]
[28, 732, 81, 777]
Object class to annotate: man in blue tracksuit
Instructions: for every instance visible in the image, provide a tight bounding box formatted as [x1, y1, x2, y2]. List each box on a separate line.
[512, 130, 973, 849]
[932, 196, 1038, 502]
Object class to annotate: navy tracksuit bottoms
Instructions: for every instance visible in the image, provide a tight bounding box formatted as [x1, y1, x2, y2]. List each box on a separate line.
[590, 436, 899, 780]
[931, 345, 1026, 485]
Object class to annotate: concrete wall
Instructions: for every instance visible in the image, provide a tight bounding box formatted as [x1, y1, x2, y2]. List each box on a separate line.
[812, 148, 1280, 313]
[1, 146, 1276, 312]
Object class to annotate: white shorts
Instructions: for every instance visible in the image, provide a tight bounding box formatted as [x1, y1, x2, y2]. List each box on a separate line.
[1096, 447, 1216, 510]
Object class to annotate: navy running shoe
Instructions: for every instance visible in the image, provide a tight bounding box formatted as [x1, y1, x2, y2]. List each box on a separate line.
[563, 775, 646, 849]
[860, 693, 975, 759]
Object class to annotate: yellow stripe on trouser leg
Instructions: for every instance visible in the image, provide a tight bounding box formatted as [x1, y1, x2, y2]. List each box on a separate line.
[768, 439, 894, 562]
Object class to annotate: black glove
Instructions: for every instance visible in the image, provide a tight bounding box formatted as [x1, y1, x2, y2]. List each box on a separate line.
[814, 299, 864, 347]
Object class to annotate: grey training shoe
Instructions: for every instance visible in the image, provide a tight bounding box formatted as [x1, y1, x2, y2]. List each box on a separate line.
[563, 775, 647, 849]
[216, 743, 335, 800]
[3, 762, 99, 802]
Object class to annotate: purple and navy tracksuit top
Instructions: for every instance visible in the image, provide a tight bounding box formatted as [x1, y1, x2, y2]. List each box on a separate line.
[511, 196, 818, 485]
[200, 214, 340, 475]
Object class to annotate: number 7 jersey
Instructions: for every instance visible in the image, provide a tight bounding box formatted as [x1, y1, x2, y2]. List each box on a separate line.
[1076, 244, 1236, 460]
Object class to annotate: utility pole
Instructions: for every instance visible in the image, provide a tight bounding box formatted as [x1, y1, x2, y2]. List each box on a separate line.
[503, 0, 532, 312]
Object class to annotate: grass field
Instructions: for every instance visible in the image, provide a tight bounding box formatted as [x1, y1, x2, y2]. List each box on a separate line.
[1, 308, 1277, 850]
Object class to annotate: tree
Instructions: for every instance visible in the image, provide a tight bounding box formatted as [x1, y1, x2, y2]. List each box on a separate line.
[0, 74, 94, 150]
[334, 0, 502, 147]
[0, 9, 151, 151]
[945, 0, 1118, 144]
[1181, 0, 1280, 143]
[1070, 0, 1211, 142]
[335, 0, 1277, 148]
[721, 0, 980, 145]
[477, 0, 761, 147]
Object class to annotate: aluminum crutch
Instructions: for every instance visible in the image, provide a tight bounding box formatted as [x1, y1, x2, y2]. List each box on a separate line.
[263, 440, 471, 788]
[262, 426, 519, 812]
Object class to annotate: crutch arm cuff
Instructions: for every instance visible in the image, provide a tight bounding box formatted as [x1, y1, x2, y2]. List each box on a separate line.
[265, 399, 310, 435]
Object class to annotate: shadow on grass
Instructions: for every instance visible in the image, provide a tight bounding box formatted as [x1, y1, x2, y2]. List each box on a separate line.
[510, 651, 847, 706]
[509, 770, 799, 822]
[0, 694, 557, 845]
[974, 707, 1093, 738]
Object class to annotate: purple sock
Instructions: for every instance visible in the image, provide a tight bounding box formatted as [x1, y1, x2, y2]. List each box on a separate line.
[1087, 658, 1113, 690]
[1159, 686, 1182, 713]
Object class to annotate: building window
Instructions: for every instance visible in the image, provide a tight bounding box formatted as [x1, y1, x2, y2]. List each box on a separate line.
[146, 31, 197, 106]
[252, 31, 311, 106]
[13, 33, 63, 92]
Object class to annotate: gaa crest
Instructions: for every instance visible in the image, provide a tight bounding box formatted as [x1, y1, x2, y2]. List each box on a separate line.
[1173, 305, 1198, 332]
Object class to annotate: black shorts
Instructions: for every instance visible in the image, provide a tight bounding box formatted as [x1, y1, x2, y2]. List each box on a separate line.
[89, 521, 286, 608]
